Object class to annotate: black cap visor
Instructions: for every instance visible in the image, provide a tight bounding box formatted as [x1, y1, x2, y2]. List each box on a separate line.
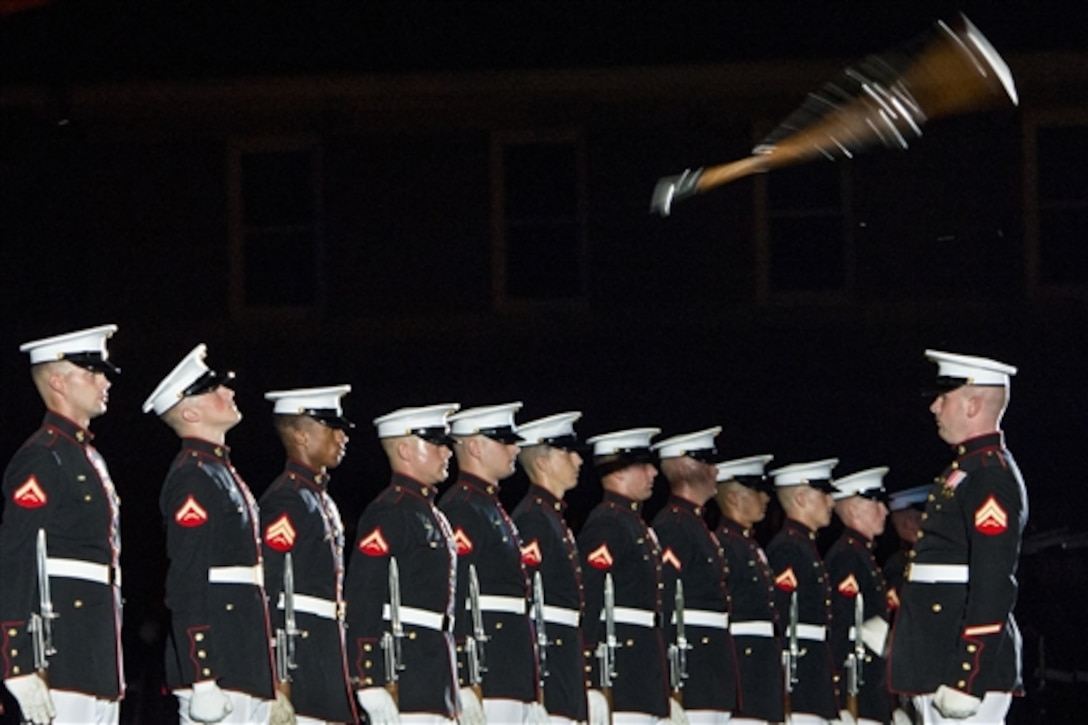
[412, 426, 457, 447]
[477, 426, 524, 444]
[182, 369, 236, 397]
[60, 352, 120, 376]
[594, 447, 656, 477]
[304, 409, 355, 430]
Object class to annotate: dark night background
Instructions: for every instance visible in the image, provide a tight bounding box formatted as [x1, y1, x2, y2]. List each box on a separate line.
[2, 1, 1088, 722]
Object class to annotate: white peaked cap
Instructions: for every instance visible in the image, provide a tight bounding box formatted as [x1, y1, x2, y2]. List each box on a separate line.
[143, 344, 234, 416]
[651, 426, 722, 460]
[716, 454, 774, 482]
[516, 411, 582, 447]
[889, 484, 931, 512]
[20, 323, 119, 372]
[925, 349, 1017, 388]
[449, 402, 524, 442]
[373, 403, 460, 440]
[587, 427, 661, 457]
[265, 385, 353, 427]
[769, 458, 839, 488]
[832, 466, 889, 501]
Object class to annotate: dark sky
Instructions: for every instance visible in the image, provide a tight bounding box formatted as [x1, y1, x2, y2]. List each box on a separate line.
[1, 1, 1084, 83]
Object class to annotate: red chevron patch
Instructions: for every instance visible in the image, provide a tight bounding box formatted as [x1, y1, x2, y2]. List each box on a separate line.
[886, 589, 900, 611]
[586, 543, 613, 570]
[662, 547, 682, 571]
[837, 573, 860, 597]
[174, 495, 208, 527]
[974, 495, 1008, 535]
[453, 527, 474, 556]
[265, 513, 296, 552]
[13, 476, 47, 508]
[774, 566, 798, 592]
[358, 527, 390, 556]
[520, 539, 542, 566]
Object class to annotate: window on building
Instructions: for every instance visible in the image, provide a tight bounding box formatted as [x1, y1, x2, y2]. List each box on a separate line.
[758, 160, 852, 302]
[1031, 122, 1088, 291]
[228, 138, 324, 317]
[492, 131, 587, 307]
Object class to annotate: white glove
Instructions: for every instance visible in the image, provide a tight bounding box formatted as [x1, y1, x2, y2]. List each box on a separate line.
[668, 695, 689, 725]
[860, 615, 890, 655]
[356, 687, 400, 725]
[587, 689, 610, 725]
[892, 707, 913, 725]
[833, 709, 857, 725]
[526, 701, 550, 724]
[269, 688, 295, 725]
[189, 679, 233, 723]
[458, 686, 486, 725]
[4, 674, 55, 725]
[933, 684, 982, 719]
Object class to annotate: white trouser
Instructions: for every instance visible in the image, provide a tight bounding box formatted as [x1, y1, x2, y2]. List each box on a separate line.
[484, 697, 538, 723]
[401, 714, 456, 725]
[548, 716, 578, 725]
[174, 688, 271, 724]
[50, 690, 120, 725]
[787, 714, 829, 725]
[613, 714, 657, 725]
[686, 711, 732, 725]
[730, 719, 771, 725]
[912, 692, 1012, 724]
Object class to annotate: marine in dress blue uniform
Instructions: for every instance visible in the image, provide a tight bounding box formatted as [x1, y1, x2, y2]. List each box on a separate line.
[260, 385, 357, 724]
[144, 344, 286, 725]
[511, 412, 592, 724]
[766, 459, 840, 725]
[713, 454, 785, 725]
[439, 403, 547, 725]
[347, 403, 461, 725]
[889, 350, 1027, 723]
[881, 485, 929, 620]
[826, 467, 894, 725]
[1, 325, 124, 725]
[578, 428, 678, 725]
[651, 428, 738, 724]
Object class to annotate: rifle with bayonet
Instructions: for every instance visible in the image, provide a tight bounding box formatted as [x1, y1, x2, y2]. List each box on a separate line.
[381, 556, 406, 704]
[781, 590, 799, 717]
[595, 572, 619, 719]
[845, 592, 865, 719]
[29, 528, 57, 672]
[465, 564, 488, 701]
[275, 552, 300, 685]
[531, 570, 549, 704]
[667, 579, 690, 706]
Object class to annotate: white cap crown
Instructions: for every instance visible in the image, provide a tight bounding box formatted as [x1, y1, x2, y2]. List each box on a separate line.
[449, 402, 524, 442]
[265, 385, 353, 428]
[716, 454, 774, 482]
[651, 426, 722, 460]
[832, 466, 889, 501]
[517, 411, 582, 448]
[373, 403, 459, 441]
[20, 323, 119, 373]
[769, 458, 839, 488]
[587, 427, 661, 457]
[143, 344, 233, 416]
[925, 349, 1017, 388]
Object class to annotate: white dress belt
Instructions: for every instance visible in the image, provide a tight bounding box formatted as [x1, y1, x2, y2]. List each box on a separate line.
[730, 620, 775, 638]
[672, 609, 729, 630]
[278, 592, 341, 620]
[907, 563, 969, 584]
[602, 606, 656, 628]
[469, 595, 527, 615]
[795, 623, 827, 642]
[208, 564, 264, 587]
[385, 603, 452, 632]
[46, 557, 121, 587]
[542, 605, 580, 628]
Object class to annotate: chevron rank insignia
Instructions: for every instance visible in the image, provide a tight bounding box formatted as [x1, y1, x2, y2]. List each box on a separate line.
[586, 543, 613, 570]
[662, 547, 682, 571]
[452, 527, 474, 556]
[837, 573, 859, 597]
[974, 495, 1008, 535]
[520, 539, 542, 566]
[265, 513, 296, 552]
[358, 527, 390, 556]
[774, 566, 798, 592]
[174, 494, 208, 527]
[13, 476, 47, 509]
[886, 589, 900, 611]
